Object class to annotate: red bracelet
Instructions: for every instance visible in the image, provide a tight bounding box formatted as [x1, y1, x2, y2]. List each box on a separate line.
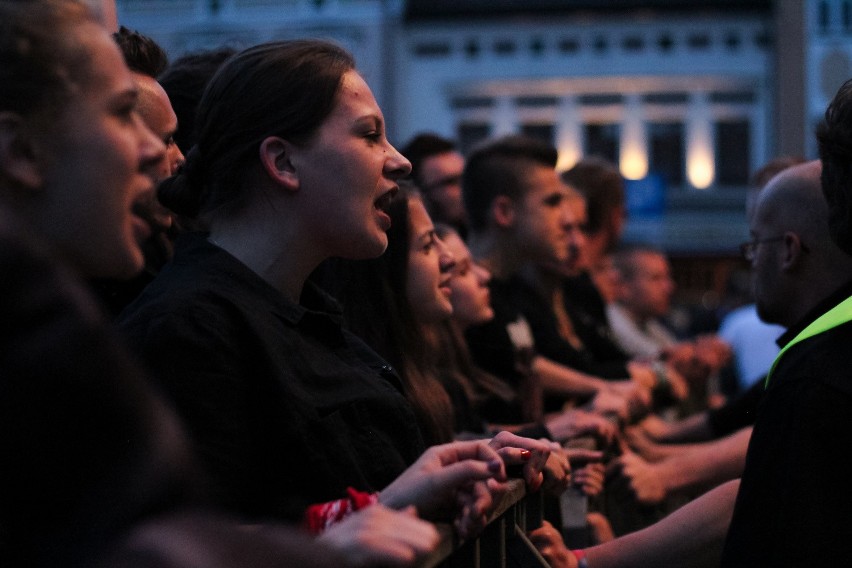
[302, 487, 379, 534]
[572, 549, 589, 567]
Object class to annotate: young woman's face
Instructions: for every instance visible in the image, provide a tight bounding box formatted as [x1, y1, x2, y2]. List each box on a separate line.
[442, 231, 494, 329]
[406, 198, 456, 324]
[293, 70, 411, 260]
[35, 24, 165, 279]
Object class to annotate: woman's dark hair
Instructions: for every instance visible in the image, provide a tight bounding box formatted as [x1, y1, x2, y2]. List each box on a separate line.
[158, 39, 355, 221]
[320, 186, 455, 446]
[0, 0, 95, 118]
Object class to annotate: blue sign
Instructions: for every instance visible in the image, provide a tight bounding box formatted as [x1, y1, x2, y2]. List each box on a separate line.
[625, 173, 666, 218]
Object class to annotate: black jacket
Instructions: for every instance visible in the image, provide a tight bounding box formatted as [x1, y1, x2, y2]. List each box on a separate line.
[119, 233, 425, 522]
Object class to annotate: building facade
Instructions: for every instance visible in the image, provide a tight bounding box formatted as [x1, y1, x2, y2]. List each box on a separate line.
[116, 0, 847, 255]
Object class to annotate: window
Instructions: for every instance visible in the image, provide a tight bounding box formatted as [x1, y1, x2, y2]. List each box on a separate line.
[521, 123, 554, 145]
[649, 122, 684, 187]
[715, 120, 750, 186]
[585, 123, 619, 164]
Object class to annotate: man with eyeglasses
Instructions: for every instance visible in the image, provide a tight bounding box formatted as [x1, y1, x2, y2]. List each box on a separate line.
[402, 133, 468, 238]
[721, 159, 852, 566]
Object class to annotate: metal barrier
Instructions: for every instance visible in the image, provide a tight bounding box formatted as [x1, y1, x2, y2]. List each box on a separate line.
[418, 479, 550, 568]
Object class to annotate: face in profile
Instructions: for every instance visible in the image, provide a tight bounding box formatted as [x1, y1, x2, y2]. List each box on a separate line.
[514, 165, 575, 266]
[442, 230, 494, 329]
[135, 74, 184, 181]
[563, 194, 588, 274]
[32, 23, 165, 279]
[134, 73, 184, 231]
[406, 198, 456, 324]
[292, 70, 411, 260]
[621, 251, 675, 318]
[419, 151, 466, 224]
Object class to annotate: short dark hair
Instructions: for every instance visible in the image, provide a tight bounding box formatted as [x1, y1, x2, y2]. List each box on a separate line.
[158, 40, 354, 221]
[817, 78, 852, 256]
[401, 133, 457, 188]
[158, 47, 236, 153]
[112, 26, 168, 79]
[462, 135, 558, 233]
[561, 156, 624, 235]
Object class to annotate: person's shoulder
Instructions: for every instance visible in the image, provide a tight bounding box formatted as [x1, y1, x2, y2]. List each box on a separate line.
[771, 320, 852, 398]
[809, 320, 852, 396]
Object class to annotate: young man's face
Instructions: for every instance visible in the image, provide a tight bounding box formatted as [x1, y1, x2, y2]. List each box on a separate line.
[619, 251, 675, 319]
[513, 164, 578, 267]
[419, 150, 466, 225]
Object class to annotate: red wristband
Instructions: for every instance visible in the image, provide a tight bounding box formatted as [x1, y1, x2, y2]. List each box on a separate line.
[302, 487, 379, 534]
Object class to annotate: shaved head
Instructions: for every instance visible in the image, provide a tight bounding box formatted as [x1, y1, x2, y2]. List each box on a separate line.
[751, 160, 852, 326]
[756, 160, 830, 249]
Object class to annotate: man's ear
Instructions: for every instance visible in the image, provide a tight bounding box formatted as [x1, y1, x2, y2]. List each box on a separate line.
[492, 195, 517, 229]
[0, 112, 44, 191]
[259, 136, 299, 192]
[781, 231, 805, 271]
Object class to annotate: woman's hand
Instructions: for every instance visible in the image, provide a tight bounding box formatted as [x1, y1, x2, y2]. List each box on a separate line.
[317, 505, 438, 567]
[488, 431, 551, 492]
[378, 440, 505, 530]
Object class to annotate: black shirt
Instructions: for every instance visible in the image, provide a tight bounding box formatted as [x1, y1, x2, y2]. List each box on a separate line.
[491, 275, 629, 379]
[563, 273, 632, 366]
[707, 378, 764, 437]
[119, 233, 425, 522]
[721, 280, 852, 566]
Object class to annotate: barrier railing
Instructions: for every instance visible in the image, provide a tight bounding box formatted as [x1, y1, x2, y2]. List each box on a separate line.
[418, 479, 550, 568]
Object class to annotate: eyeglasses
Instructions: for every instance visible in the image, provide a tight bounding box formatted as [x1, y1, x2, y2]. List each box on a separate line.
[739, 236, 810, 261]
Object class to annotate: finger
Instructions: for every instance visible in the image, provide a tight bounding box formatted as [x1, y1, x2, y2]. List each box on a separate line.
[467, 480, 494, 519]
[432, 459, 505, 491]
[524, 469, 544, 491]
[496, 446, 534, 465]
[566, 448, 604, 465]
[435, 440, 503, 470]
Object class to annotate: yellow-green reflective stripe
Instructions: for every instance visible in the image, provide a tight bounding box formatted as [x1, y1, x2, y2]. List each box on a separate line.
[765, 295, 852, 388]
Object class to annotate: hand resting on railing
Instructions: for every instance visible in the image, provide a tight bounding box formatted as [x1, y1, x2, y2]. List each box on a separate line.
[378, 439, 507, 538]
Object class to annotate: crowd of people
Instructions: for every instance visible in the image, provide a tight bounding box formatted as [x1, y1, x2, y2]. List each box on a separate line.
[4, 0, 852, 566]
